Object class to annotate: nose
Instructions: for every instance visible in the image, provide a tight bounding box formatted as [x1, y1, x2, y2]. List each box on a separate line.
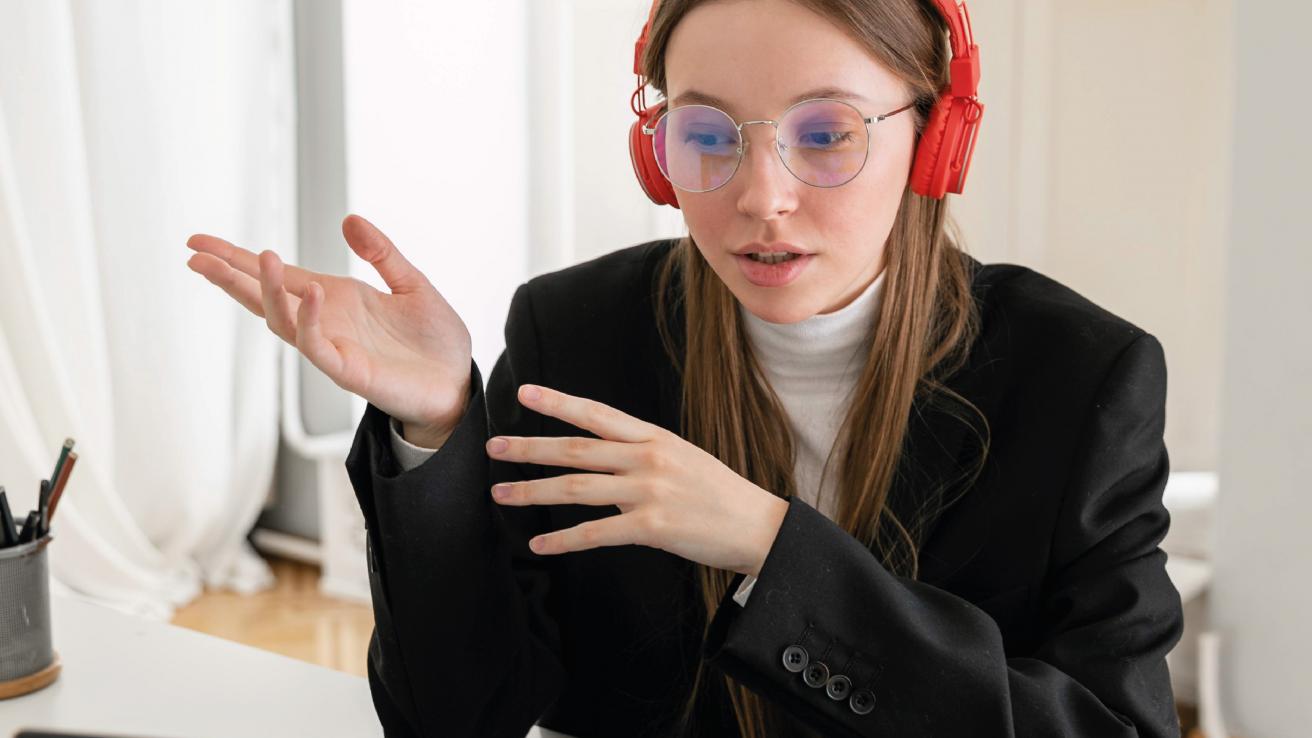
[734, 122, 799, 221]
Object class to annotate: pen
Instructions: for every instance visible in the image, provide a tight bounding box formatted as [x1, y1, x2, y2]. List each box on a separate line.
[17, 510, 39, 544]
[0, 488, 16, 547]
[38, 479, 50, 537]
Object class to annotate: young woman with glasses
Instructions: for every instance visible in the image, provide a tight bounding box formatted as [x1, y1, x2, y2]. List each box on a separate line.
[185, 1, 1183, 736]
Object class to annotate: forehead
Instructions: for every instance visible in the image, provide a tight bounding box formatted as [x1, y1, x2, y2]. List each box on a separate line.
[670, 85, 874, 114]
[663, 0, 907, 118]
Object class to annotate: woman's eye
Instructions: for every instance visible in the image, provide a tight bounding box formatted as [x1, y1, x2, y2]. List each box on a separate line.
[684, 132, 733, 149]
[798, 130, 855, 148]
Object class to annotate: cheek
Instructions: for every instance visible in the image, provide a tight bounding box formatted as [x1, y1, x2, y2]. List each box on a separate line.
[837, 132, 913, 226]
[810, 175, 902, 244]
[676, 193, 737, 251]
[865, 127, 916, 202]
[678, 192, 724, 225]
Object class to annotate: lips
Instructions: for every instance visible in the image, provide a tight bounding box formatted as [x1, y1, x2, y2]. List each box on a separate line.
[733, 241, 812, 256]
[734, 252, 814, 287]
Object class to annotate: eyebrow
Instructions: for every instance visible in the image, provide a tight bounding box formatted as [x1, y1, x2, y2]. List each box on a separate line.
[669, 86, 873, 111]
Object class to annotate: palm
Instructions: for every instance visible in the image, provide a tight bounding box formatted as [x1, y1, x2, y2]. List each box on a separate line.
[185, 214, 473, 431]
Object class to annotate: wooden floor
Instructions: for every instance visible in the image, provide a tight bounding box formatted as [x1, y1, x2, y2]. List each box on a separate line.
[170, 555, 374, 677]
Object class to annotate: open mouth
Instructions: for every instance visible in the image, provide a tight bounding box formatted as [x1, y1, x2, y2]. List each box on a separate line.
[735, 252, 814, 287]
[746, 252, 803, 264]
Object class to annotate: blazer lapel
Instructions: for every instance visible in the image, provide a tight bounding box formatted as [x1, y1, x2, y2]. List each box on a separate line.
[882, 369, 986, 582]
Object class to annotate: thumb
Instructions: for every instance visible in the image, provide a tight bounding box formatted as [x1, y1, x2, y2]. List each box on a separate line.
[342, 213, 429, 294]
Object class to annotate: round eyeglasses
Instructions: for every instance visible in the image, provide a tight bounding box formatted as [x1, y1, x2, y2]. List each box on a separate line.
[644, 97, 915, 193]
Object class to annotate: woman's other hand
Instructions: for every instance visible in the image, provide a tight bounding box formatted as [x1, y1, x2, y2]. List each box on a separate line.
[185, 214, 473, 444]
[486, 384, 790, 576]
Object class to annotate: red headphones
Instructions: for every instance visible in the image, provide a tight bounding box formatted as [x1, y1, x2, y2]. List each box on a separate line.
[628, 0, 983, 208]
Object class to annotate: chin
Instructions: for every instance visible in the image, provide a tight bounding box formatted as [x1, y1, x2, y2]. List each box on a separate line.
[703, 250, 821, 323]
[736, 291, 816, 325]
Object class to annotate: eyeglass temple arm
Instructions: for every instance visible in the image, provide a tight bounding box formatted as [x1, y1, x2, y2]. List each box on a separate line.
[869, 101, 917, 123]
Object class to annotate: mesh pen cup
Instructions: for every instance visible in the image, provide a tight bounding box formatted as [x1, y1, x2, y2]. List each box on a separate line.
[0, 534, 60, 698]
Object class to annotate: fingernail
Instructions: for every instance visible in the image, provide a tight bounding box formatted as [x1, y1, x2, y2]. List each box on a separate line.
[492, 484, 510, 499]
[522, 385, 541, 402]
[529, 536, 545, 552]
[487, 438, 508, 454]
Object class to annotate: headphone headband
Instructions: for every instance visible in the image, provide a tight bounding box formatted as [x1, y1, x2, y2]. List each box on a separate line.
[633, 0, 662, 76]
[634, 1, 978, 95]
[928, 0, 981, 99]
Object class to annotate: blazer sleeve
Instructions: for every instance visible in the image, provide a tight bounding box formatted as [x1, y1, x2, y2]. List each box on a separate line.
[699, 332, 1185, 737]
[345, 281, 567, 738]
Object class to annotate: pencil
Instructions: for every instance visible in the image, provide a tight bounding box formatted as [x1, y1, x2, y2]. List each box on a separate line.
[47, 451, 78, 524]
[50, 437, 74, 495]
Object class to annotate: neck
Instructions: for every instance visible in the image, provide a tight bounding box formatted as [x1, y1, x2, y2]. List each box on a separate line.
[738, 268, 887, 381]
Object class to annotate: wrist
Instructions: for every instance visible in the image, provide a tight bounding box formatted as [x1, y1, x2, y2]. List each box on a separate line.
[401, 420, 455, 450]
[400, 373, 471, 449]
[747, 494, 789, 578]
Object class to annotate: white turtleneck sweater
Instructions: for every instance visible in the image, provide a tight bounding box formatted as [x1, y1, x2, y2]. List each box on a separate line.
[387, 267, 887, 610]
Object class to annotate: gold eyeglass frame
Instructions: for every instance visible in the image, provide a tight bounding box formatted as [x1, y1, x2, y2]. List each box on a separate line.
[643, 97, 916, 192]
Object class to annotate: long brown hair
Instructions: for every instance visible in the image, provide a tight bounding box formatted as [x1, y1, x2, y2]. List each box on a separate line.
[641, 1, 990, 735]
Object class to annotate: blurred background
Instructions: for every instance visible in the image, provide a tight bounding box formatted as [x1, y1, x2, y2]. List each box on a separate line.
[0, 0, 1305, 736]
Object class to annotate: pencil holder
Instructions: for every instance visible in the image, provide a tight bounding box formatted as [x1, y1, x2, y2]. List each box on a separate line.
[0, 533, 60, 699]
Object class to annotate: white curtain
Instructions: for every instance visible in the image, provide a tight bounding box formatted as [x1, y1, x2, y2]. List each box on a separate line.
[0, 0, 294, 618]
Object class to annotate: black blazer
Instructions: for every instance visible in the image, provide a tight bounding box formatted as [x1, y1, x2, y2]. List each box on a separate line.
[345, 238, 1184, 738]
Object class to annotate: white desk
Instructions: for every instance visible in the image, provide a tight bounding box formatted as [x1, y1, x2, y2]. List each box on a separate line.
[0, 594, 384, 738]
[3, 568, 1210, 738]
[1165, 556, 1213, 604]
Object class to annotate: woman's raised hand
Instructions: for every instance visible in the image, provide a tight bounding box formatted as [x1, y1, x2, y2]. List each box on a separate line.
[185, 214, 473, 444]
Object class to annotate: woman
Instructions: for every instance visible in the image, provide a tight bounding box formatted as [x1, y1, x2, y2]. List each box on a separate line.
[184, 0, 1184, 736]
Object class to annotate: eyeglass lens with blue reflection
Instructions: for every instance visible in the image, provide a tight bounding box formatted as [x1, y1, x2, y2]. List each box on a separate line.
[647, 98, 915, 192]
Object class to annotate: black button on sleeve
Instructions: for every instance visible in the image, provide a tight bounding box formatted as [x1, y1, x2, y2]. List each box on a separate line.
[802, 661, 829, 688]
[825, 674, 852, 701]
[781, 645, 809, 673]
[849, 688, 876, 715]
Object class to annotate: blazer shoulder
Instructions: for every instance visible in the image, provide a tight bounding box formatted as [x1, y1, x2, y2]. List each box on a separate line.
[514, 238, 680, 380]
[972, 258, 1152, 360]
[523, 238, 676, 315]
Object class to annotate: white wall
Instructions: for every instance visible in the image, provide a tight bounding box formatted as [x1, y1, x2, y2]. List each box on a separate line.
[527, 0, 686, 272]
[949, 0, 1234, 474]
[267, 1, 536, 544]
[1207, 0, 1312, 733]
[341, 0, 531, 377]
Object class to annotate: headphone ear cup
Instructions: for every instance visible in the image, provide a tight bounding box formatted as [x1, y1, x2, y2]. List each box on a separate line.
[910, 92, 982, 199]
[629, 107, 680, 209]
[910, 94, 955, 199]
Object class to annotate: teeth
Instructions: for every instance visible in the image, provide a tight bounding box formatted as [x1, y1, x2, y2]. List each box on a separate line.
[748, 252, 799, 264]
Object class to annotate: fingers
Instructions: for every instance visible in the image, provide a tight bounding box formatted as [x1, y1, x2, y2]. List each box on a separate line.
[526, 516, 641, 555]
[259, 250, 301, 343]
[189, 248, 310, 353]
[341, 214, 429, 294]
[514, 384, 657, 443]
[186, 233, 317, 298]
[486, 435, 640, 473]
[188, 234, 367, 395]
[491, 473, 641, 508]
[187, 252, 267, 317]
[295, 281, 344, 379]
